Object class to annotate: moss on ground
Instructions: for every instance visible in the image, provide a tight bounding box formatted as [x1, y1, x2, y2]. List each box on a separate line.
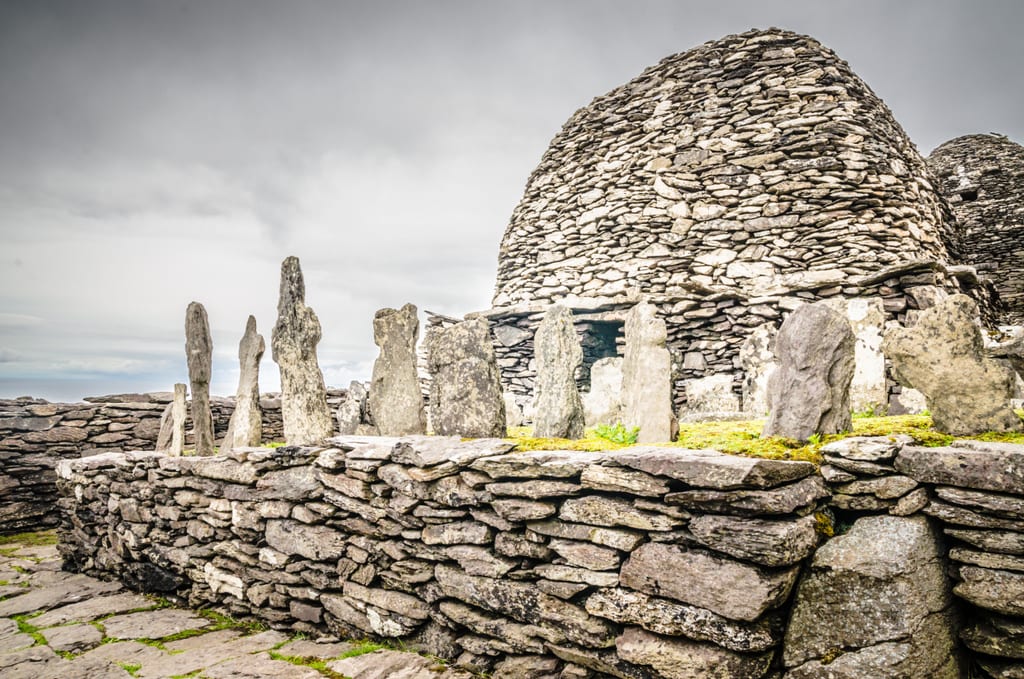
[506, 412, 1024, 465]
[0, 530, 58, 547]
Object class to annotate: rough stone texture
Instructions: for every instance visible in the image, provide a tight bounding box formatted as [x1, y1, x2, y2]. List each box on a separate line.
[883, 294, 1023, 435]
[532, 305, 585, 439]
[621, 302, 675, 443]
[831, 297, 887, 413]
[185, 301, 215, 455]
[679, 374, 742, 422]
[616, 626, 773, 679]
[928, 133, 1024, 325]
[763, 301, 854, 441]
[336, 380, 369, 435]
[220, 315, 265, 452]
[739, 323, 777, 417]
[485, 27, 984, 416]
[271, 256, 334, 445]
[582, 357, 623, 426]
[782, 515, 960, 678]
[896, 440, 1024, 495]
[427, 317, 507, 438]
[168, 383, 187, 455]
[369, 303, 427, 436]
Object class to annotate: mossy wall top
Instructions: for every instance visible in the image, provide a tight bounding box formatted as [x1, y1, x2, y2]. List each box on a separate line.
[493, 28, 960, 309]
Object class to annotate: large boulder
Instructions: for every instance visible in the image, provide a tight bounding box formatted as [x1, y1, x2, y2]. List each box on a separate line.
[882, 294, 1023, 435]
[763, 301, 854, 442]
[369, 303, 427, 436]
[427, 317, 507, 438]
[782, 514, 961, 678]
[185, 301, 215, 455]
[621, 302, 675, 443]
[271, 256, 335, 445]
[532, 305, 585, 439]
[220, 315, 265, 452]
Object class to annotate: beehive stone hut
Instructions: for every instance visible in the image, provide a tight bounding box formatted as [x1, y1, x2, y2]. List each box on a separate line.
[479, 27, 992, 414]
[928, 134, 1024, 325]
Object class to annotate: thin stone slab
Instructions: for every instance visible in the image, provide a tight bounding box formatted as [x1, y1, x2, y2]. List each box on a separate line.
[620, 542, 799, 622]
[585, 587, 779, 653]
[665, 474, 827, 516]
[961, 615, 1024, 661]
[896, 441, 1024, 495]
[580, 464, 670, 496]
[687, 513, 819, 567]
[471, 450, 613, 479]
[924, 500, 1024, 531]
[328, 649, 477, 678]
[101, 608, 212, 640]
[0, 572, 122, 617]
[139, 630, 292, 679]
[203, 652, 325, 679]
[946, 528, 1024, 555]
[935, 485, 1024, 519]
[616, 626, 773, 679]
[0, 645, 73, 679]
[615, 447, 814, 490]
[819, 436, 904, 462]
[977, 657, 1024, 679]
[392, 437, 514, 469]
[41, 622, 103, 653]
[954, 566, 1024, 616]
[833, 475, 919, 499]
[559, 495, 677, 531]
[532, 305, 586, 439]
[32, 591, 156, 627]
[950, 546, 1024, 572]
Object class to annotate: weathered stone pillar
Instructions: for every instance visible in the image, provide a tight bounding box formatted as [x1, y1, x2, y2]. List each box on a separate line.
[336, 380, 369, 435]
[369, 303, 427, 436]
[221, 315, 265, 452]
[583, 357, 623, 426]
[271, 256, 334, 445]
[533, 305, 585, 439]
[427, 317, 506, 438]
[883, 294, 1023, 435]
[621, 302, 674, 443]
[185, 301, 214, 455]
[156, 383, 188, 455]
[763, 301, 854, 441]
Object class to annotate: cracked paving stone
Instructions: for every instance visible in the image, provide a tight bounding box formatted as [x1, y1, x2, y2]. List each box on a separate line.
[32, 592, 157, 628]
[100, 608, 213, 640]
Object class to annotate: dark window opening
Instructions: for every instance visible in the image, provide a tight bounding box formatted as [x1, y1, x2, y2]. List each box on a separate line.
[959, 189, 979, 202]
[578, 320, 625, 391]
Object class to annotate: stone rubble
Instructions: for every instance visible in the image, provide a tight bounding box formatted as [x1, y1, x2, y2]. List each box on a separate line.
[185, 301, 216, 456]
[532, 305, 586, 439]
[271, 256, 334, 445]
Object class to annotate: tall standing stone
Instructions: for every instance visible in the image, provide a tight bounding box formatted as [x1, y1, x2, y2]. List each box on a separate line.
[271, 256, 334, 445]
[763, 302, 854, 442]
[427, 317, 506, 438]
[369, 303, 427, 436]
[621, 302, 674, 443]
[185, 301, 215, 456]
[220, 315, 265, 452]
[583, 357, 623, 426]
[882, 294, 1023, 435]
[532, 305, 585, 439]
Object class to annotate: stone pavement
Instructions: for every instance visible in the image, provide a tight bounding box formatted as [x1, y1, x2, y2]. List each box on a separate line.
[0, 533, 475, 679]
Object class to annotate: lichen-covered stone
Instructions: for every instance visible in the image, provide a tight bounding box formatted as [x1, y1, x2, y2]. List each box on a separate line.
[532, 305, 585, 439]
[621, 302, 675, 443]
[220, 315, 265, 452]
[615, 626, 773, 679]
[369, 303, 426, 436]
[427, 318, 506, 438]
[185, 301, 215, 455]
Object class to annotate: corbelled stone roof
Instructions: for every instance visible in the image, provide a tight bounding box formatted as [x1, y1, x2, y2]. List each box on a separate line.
[493, 28, 960, 308]
[928, 133, 1024, 324]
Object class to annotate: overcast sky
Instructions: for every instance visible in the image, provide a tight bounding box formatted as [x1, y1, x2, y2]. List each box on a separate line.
[1, 0, 1021, 402]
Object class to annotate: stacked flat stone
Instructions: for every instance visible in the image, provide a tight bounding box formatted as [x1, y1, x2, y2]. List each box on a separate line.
[928, 134, 1024, 325]
[820, 436, 926, 515]
[56, 439, 827, 678]
[0, 390, 348, 535]
[897, 441, 1024, 679]
[485, 27, 992, 412]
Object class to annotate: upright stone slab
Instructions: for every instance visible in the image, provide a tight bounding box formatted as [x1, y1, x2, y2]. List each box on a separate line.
[583, 357, 623, 426]
[336, 380, 369, 435]
[271, 256, 334, 445]
[882, 294, 1023, 435]
[220, 315, 265, 452]
[740, 322, 777, 417]
[185, 301, 215, 456]
[532, 305, 585, 439]
[156, 383, 188, 455]
[369, 303, 426, 436]
[763, 302, 854, 442]
[427, 317, 506, 438]
[831, 297, 887, 414]
[621, 302, 674, 443]
[782, 515, 960, 679]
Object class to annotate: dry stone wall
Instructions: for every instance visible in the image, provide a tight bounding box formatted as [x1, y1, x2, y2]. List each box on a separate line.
[55, 437, 827, 677]
[50, 434, 1024, 678]
[928, 134, 1024, 325]
[0, 390, 346, 534]
[484, 28, 994, 412]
